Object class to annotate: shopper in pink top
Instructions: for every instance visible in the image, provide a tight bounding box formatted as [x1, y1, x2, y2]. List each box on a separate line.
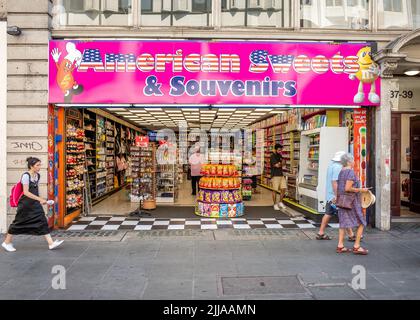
[189, 148, 205, 196]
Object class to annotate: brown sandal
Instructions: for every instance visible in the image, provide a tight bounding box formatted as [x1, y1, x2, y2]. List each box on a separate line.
[336, 246, 350, 253]
[353, 246, 369, 255]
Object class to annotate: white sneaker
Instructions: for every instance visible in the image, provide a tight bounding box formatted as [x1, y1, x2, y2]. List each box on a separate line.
[2, 242, 16, 252]
[273, 204, 280, 211]
[49, 240, 64, 250]
[279, 202, 287, 209]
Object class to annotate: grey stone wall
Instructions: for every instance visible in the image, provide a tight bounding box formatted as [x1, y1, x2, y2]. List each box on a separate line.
[6, 0, 52, 226]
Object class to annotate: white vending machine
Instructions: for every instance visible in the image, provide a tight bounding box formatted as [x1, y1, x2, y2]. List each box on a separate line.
[298, 127, 348, 213]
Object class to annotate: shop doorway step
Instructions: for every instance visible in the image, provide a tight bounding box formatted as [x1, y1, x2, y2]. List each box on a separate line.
[65, 216, 338, 232]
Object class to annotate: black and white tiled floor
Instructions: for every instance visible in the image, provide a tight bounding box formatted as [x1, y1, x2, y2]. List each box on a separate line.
[67, 216, 340, 231]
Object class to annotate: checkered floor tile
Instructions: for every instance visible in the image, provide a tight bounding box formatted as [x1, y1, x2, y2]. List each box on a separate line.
[66, 216, 339, 231]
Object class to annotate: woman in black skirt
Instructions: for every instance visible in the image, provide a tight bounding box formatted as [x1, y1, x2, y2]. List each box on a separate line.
[2, 157, 64, 252]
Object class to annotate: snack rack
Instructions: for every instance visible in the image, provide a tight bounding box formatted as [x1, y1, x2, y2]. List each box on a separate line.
[65, 109, 85, 216]
[196, 164, 244, 218]
[130, 144, 156, 204]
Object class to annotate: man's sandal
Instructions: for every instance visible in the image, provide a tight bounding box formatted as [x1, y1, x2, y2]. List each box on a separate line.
[353, 247, 369, 255]
[316, 234, 331, 240]
[336, 246, 350, 253]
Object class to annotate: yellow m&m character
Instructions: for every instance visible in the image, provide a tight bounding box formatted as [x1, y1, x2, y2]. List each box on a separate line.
[350, 46, 380, 104]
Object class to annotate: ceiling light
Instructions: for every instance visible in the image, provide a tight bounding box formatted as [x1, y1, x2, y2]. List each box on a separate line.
[106, 108, 127, 111]
[270, 110, 285, 114]
[145, 108, 162, 111]
[234, 110, 252, 113]
[404, 70, 420, 76]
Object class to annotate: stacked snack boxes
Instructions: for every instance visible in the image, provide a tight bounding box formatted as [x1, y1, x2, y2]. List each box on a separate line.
[196, 164, 244, 218]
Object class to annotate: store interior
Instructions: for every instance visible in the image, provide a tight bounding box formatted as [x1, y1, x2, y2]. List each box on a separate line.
[57, 105, 370, 226]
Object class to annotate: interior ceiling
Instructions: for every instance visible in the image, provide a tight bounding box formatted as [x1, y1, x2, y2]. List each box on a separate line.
[105, 107, 288, 131]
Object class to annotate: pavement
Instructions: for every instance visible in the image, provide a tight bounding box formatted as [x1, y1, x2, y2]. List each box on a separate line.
[0, 223, 419, 300]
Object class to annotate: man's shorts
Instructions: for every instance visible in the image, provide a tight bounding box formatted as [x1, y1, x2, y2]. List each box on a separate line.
[271, 176, 286, 191]
[325, 201, 338, 216]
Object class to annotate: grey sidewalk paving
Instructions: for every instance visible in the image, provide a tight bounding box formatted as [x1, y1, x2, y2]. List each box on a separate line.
[0, 224, 419, 300]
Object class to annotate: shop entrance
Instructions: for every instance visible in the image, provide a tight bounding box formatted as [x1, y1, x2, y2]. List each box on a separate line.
[52, 105, 372, 228]
[391, 112, 420, 217]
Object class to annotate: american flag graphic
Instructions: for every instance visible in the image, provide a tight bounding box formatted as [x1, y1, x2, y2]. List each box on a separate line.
[311, 55, 330, 74]
[220, 54, 240, 73]
[105, 53, 136, 72]
[249, 50, 269, 73]
[136, 53, 155, 72]
[155, 53, 183, 72]
[293, 54, 311, 73]
[331, 53, 344, 73]
[268, 54, 294, 73]
[344, 55, 360, 74]
[201, 54, 220, 72]
[184, 54, 201, 72]
[79, 49, 105, 72]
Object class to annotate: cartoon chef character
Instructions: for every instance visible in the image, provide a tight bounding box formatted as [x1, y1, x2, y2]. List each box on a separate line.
[350, 46, 380, 104]
[51, 42, 84, 102]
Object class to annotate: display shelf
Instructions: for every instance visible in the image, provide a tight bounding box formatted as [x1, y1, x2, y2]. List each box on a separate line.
[130, 144, 156, 205]
[298, 127, 348, 213]
[196, 164, 244, 218]
[65, 109, 85, 214]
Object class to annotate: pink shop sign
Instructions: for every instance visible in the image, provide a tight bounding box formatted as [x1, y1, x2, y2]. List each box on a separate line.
[48, 40, 381, 106]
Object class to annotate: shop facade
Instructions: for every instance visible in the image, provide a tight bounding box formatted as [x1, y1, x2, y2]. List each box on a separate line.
[47, 39, 380, 228]
[3, 0, 420, 232]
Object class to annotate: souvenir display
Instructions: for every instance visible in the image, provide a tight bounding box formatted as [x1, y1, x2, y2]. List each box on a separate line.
[196, 164, 244, 218]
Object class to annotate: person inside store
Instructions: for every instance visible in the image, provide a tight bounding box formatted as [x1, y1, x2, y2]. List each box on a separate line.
[336, 153, 370, 255]
[189, 147, 205, 196]
[251, 148, 261, 194]
[317, 151, 355, 241]
[2, 157, 64, 252]
[271, 144, 287, 210]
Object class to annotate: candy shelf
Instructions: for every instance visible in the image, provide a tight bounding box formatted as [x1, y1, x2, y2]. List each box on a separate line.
[130, 144, 156, 206]
[196, 164, 244, 218]
[65, 109, 85, 215]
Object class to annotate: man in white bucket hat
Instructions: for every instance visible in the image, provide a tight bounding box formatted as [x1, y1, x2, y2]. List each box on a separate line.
[316, 151, 355, 240]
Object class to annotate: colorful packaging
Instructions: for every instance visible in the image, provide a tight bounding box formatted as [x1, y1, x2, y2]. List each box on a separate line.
[228, 204, 237, 217]
[212, 191, 221, 203]
[210, 165, 217, 175]
[228, 192, 235, 203]
[221, 190, 229, 202]
[205, 191, 211, 203]
[222, 178, 229, 189]
[236, 203, 244, 215]
[203, 203, 211, 216]
[223, 165, 229, 176]
[211, 204, 220, 216]
[217, 165, 224, 176]
[220, 204, 229, 217]
[198, 202, 204, 214]
[198, 190, 204, 201]
[228, 178, 234, 188]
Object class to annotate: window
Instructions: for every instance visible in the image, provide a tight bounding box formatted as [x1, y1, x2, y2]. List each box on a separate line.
[221, 0, 293, 28]
[326, 0, 343, 6]
[141, 0, 153, 12]
[378, 0, 419, 29]
[141, 0, 212, 27]
[57, 0, 133, 26]
[384, 0, 401, 12]
[300, 0, 370, 30]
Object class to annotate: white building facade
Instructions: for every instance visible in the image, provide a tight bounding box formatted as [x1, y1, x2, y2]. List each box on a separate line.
[1, 0, 420, 233]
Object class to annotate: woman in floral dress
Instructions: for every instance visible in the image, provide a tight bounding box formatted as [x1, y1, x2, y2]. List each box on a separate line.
[336, 154, 370, 255]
